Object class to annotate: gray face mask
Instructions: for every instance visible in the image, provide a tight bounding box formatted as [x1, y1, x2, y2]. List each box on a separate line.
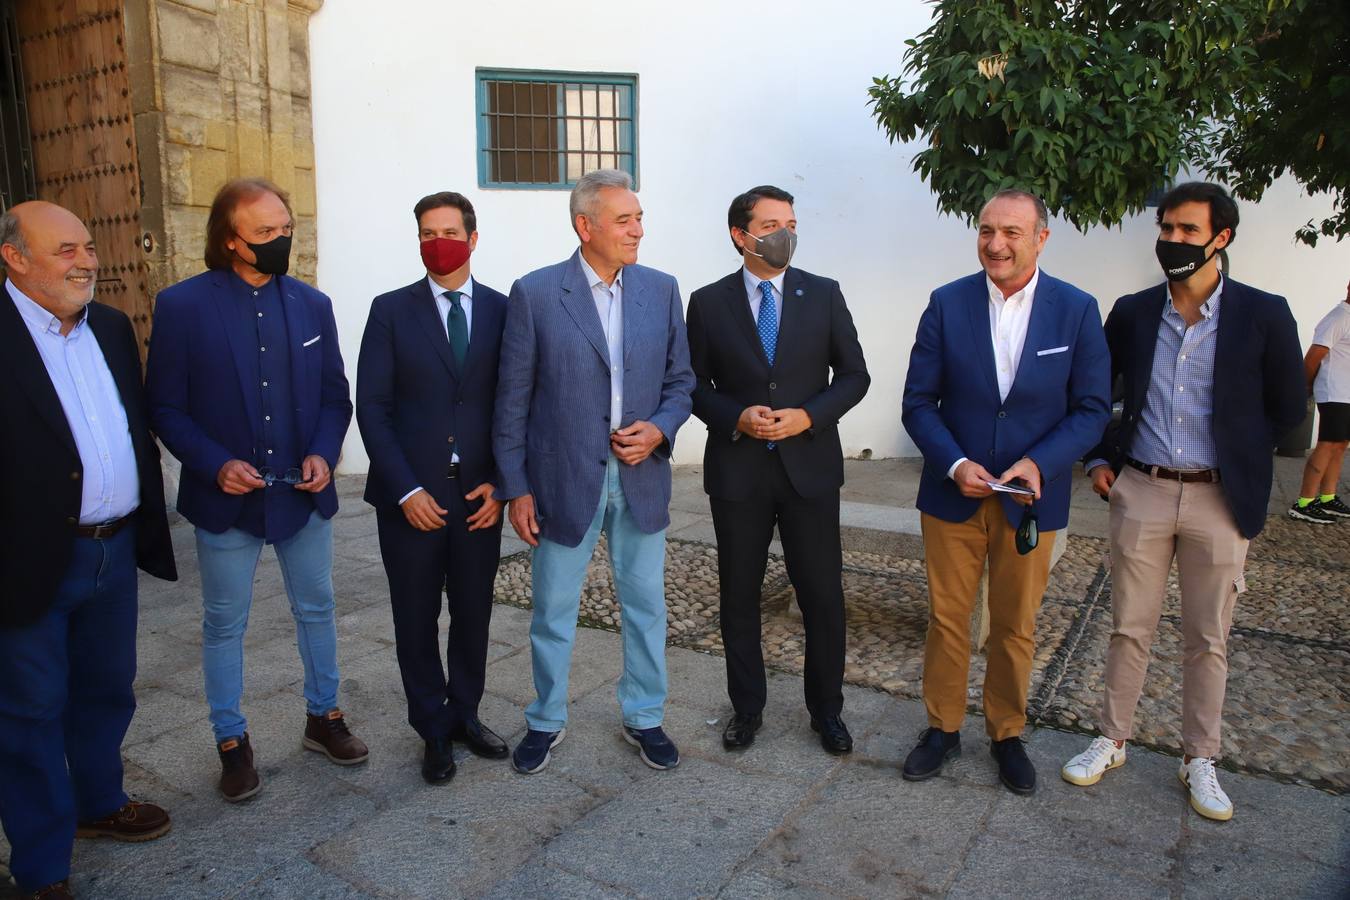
[741, 227, 797, 270]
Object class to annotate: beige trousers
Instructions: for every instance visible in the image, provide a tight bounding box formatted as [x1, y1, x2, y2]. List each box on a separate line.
[921, 498, 1056, 740]
[1100, 465, 1249, 758]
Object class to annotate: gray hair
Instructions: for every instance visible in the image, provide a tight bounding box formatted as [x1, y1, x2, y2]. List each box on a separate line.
[0, 210, 26, 271]
[983, 188, 1049, 232]
[569, 168, 633, 231]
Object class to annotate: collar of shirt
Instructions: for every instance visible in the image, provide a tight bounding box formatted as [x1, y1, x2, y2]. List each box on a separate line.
[986, 266, 1040, 308]
[1164, 273, 1223, 324]
[427, 274, 474, 304]
[579, 253, 623, 293]
[6, 278, 88, 338]
[742, 266, 784, 299]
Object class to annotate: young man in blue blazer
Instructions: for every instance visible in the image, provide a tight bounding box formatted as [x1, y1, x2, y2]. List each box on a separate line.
[146, 178, 366, 803]
[901, 189, 1111, 794]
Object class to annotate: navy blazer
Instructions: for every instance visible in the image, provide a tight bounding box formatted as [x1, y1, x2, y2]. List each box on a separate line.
[493, 250, 695, 548]
[1086, 278, 1305, 539]
[356, 277, 507, 509]
[688, 267, 870, 501]
[902, 271, 1111, 532]
[145, 270, 353, 533]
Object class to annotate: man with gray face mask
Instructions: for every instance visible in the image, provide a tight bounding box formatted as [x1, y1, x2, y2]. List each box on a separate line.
[687, 185, 870, 755]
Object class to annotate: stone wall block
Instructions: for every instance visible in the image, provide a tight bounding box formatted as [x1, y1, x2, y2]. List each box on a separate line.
[156, 1, 221, 72]
[287, 10, 310, 99]
[164, 205, 208, 264]
[263, 5, 293, 93]
[168, 0, 218, 13]
[291, 167, 316, 217]
[217, 3, 254, 80]
[292, 137, 314, 171]
[164, 112, 206, 147]
[233, 79, 266, 129]
[189, 147, 229, 205]
[164, 142, 193, 205]
[161, 63, 223, 119]
[204, 120, 230, 151]
[235, 124, 269, 178]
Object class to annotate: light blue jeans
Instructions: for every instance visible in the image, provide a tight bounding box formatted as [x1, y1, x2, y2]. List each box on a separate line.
[195, 510, 340, 743]
[526, 458, 668, 732]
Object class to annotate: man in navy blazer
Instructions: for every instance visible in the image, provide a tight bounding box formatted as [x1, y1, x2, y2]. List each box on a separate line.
[356, 192, 509, 784]
[901, 189, 1110, 794]
[146, 178, 366, 803]
[1061, 183, 1304, 821]
[494, 169, 694, 774]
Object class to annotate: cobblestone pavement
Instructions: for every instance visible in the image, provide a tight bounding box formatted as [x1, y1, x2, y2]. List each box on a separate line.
[2, 471, 1346, 898]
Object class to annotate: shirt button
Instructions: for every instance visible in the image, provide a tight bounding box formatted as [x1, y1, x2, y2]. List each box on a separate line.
[998, 411, 1007, 418]
[1180, 354, 1187, 360]
[70, 471, 80, 480]
[253, 290, 259, 297]
[258, 312, 263, 318]
[1177, 386, 1184, 392]
[266, 449, 273, 455]
[769, 382, 777, 390]
[265, 415, 271, 421]
[261, 346, 266, 352]
[262, 381, 268, 387]
[1177, 417, 1183, 423]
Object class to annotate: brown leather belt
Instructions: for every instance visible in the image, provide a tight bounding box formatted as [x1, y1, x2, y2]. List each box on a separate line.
[74, 512, 135, 539]
[1125, 457, 1220, 483]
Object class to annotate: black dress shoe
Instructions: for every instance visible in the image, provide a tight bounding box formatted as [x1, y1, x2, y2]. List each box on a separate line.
[451, 717, 510, 759]
[809, 715, 853, 755]
[902, 727, 961, 781]
[990, 736, 1037, 794]
[422, 736, 456, 784]
[722, 712, 763, 750]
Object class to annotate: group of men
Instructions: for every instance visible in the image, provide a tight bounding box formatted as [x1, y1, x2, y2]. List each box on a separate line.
[0, 172, 1320, 897]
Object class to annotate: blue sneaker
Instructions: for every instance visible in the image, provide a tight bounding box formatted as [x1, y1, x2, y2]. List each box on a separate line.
[511, 728, 565, 775]
[622, 725, 680, 770]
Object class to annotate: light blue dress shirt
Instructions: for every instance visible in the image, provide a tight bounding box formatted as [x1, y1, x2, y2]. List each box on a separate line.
[579, 253, 625, 429]
[742, 266, 783, 331]
[8, 280, 140, 523]
[428, 274, 473, 340]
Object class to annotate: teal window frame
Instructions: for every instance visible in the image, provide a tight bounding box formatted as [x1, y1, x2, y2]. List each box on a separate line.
[476, 68, 639, 190]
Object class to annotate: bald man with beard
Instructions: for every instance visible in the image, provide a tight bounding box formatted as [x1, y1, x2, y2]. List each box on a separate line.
[0, 202, 177, 899]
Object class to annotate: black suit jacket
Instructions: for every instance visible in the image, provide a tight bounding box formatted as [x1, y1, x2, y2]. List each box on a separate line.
[356, 277, 509, 509]
[1087, 278, 1305, 539]
[688, 267, 870, 500]
[0, 293, 177, 628]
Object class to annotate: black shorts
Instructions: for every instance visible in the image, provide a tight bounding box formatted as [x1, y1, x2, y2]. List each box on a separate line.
[1318, 402, 1350, 442]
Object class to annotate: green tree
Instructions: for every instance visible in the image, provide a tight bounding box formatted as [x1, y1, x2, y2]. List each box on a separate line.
[868, 1, 1347, 245]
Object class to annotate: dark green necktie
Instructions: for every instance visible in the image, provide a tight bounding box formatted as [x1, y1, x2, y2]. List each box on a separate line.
[446, 290, 468, 368]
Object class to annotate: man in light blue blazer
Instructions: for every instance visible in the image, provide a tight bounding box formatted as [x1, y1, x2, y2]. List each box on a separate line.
[900, 189, 1110, 794]
[494, 169, 695, 774]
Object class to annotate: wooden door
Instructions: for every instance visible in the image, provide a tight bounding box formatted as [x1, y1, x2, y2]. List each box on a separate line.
[16, 0, 151, 355]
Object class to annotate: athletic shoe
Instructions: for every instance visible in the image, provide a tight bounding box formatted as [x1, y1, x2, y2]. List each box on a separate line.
[1179, 757, 1234, 821]
[1313, 496, 1350, 519]
[1061, 736, 1127, 786]
[1288, 501, 1336, 523]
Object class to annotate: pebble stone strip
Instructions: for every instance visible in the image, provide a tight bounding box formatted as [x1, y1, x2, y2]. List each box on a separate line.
[491, 519, 1349, 792]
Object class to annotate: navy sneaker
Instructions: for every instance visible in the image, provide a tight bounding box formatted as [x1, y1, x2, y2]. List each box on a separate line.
[622, 725, 680, 770]
[511, 728, 565, 775]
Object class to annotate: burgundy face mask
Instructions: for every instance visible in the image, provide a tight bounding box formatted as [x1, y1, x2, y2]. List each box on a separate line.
[420, 237, 471, 275]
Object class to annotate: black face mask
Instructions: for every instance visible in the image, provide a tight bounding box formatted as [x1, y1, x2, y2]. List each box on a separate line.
[1155, 232, 1221, 283]
[237, 233, 292, 277]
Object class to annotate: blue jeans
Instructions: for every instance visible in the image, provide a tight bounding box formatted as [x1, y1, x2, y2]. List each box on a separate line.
[526, 458, 669, 732]
[195, 510, 339, 743]
[0, 528, 137, 892]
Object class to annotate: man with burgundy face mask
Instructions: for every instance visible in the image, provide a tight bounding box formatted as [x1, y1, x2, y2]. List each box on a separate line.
[356, 192, 509, 784]
[147, 178, 365, 803]
[1062, 182, 1304, 822]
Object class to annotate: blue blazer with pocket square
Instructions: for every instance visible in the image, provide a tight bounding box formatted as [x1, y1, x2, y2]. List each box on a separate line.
[146, 270, 352, 534]
[493, 250, 695, 548]
[902, 270, 1111, 532]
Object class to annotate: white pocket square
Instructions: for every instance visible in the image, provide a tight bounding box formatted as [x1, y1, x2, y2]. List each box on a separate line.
[302, 334, 321, 347]
[1036, 345, 1069, 356]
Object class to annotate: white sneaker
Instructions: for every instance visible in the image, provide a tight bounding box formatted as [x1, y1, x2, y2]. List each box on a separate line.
[1061, 736, 1127, 786]
[1179, 757, 1234, 821]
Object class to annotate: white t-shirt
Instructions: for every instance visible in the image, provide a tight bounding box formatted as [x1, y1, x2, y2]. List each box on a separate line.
[1312, 301, 1350, 404]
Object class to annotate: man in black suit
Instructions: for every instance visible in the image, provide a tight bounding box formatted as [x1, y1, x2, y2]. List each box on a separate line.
[356, 192, 509, 784]
[0, 201, 177, 899]
[687, 185, 870, 754]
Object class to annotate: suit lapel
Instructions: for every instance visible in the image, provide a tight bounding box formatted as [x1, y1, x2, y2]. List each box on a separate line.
[966, 277, 1000, 399]
[621, 265, 648, 361]
[560, 250, 611, 366]
[210, 271, 261, 444]
[86, 306, 146, 443]
[461, 277, 488, 379]
[279, 276, 313, 422]
[1134, 286, 1168, 404]
[726, 270, 769, 369]
[0, 288, 78, 453]
[412, 278, 460, 381]
[774, 268, 807, 372]
[1212, 277, 1242, 412]
[1005, 276, 1059, 400]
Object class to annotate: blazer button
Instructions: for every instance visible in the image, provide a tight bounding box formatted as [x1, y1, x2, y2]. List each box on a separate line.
[447, 435, 455, 444]
[998, 411, 1007, 419]
[66, 516, 77, 525]
[768, 382, 777, 390]
[70, 471, 81, 480]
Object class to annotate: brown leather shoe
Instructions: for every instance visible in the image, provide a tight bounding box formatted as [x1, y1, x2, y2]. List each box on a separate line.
[302, 708, 369, 765]
[218, 733, 262, 802]
[28, 881, 74, 899]
[75, 800, 171, 842]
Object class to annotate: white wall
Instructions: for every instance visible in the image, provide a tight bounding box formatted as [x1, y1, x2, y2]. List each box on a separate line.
[309, 0, 1350, 474]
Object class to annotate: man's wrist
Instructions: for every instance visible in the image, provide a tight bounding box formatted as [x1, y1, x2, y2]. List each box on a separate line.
[398, 486, 424, 505]
[947, 457, 969, 481]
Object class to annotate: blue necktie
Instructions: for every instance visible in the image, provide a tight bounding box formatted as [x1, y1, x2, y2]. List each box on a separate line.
[757, 281, 777, 448]
[446, 290, 468, 368]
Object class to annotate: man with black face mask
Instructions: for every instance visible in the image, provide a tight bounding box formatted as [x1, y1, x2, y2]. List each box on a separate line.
[356, 192, 510, 784]
[1062, 182, 1304, 822]
[147, 178, 366, 803]
[687, 185, 870, 755]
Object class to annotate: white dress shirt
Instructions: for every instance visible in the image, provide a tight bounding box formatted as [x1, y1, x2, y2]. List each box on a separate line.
[8, 280, 140, 523]
[579, 253, 625, 430]
[742, 266, 784, 333]
[947, 268, 1041, 480]
[399, 276, 476, 505]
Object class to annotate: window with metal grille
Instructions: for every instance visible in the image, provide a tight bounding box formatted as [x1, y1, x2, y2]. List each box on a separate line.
[476, 69, 637, 189]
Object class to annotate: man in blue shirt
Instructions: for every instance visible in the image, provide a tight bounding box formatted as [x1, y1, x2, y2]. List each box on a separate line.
[1062, 183, 1305, 821]
[146, 178, 366, 803]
